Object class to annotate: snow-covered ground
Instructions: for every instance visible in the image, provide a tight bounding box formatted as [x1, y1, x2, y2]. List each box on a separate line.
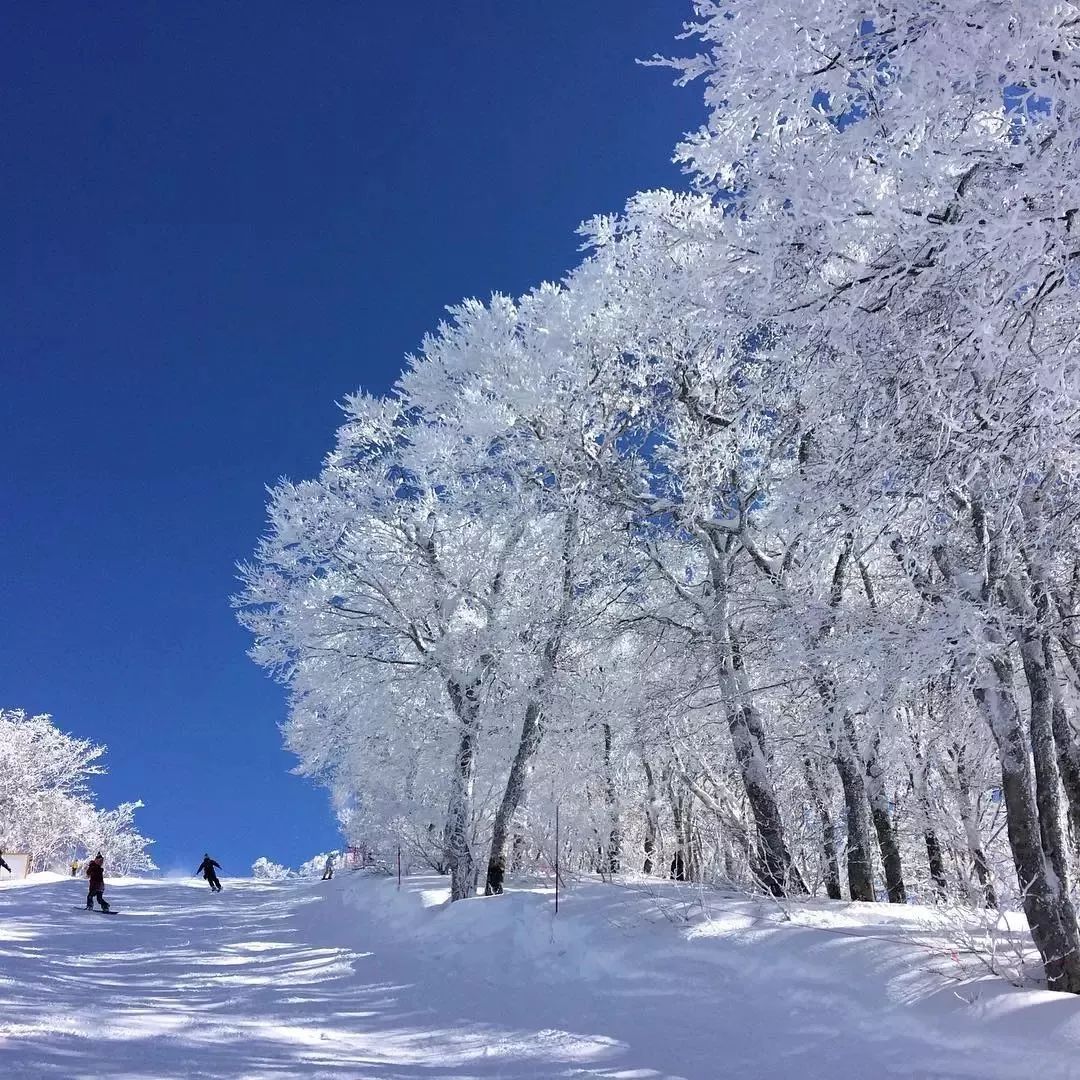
[2, 873, 1080, 1079]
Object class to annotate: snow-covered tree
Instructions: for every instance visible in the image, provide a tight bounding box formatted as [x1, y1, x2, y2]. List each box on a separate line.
[0, 709, 155, 872]
[238, 0, 1080, 996]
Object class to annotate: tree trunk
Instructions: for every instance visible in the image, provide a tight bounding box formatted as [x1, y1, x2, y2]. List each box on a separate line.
[484, 508, 577, 895]
[834, 744, 875, 901]
[908, 719, 948, 900]
[445, 676, 481, 902]
[953, 744, 997, 909]
[1018, 635, 1080, 963]
[820, 695, 873, 901]
[803, 757, 842, 900]
[485, 700, 542, 895]
[601, 722, 621, 874]
[511, 771, 531, 873]
[705, 544, 788, 896]
[1044, 637, 1080, 855]
[814, 535, 873, 900]
[724, 625, 787, 894]
[726, 700, 787, 894]
[865, 735, 906, 903]
[667, 774, 689, 881]
[974, 656, 1080, 993]
[924, 830, 948, 899]
[642, 761, 660, 875]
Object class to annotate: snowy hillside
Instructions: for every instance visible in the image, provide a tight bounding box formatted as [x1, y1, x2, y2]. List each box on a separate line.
[2, 874, 1079, 1078]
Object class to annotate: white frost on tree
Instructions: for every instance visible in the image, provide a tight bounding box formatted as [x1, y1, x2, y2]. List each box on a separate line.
[0, 709, 156, 873]
[251, 857, 294, 881]
[237, 1, 1080, 995]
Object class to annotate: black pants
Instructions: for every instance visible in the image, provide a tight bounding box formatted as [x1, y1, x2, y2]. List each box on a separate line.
[87, 889, 109, 911]
[322, 868, 333, 880]
[205, 873, 222, 892]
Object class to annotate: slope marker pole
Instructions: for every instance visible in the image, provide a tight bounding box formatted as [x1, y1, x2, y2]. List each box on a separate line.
[555, 803, 560, 916]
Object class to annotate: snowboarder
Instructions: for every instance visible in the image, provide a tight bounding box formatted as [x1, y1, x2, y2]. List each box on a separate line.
[321, 854, 335, 881]
[70, 860, 79, 877]
[196, 854, 223, 892]
[0, 851, 10, 874]
[86, 853, 110, 911]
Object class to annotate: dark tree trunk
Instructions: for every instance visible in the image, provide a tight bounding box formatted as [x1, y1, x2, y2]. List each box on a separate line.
[908, 719, 947, 900]
[667, 774, 692, 881]
[642, 761, 660, 875]
[705, 547, 788, 896]
[601, 722, 621, 874]
[834, 745, 875, 902]
[953, 744, 997, 909]
[485, 699, 542, 895]
[511, 773, 531, 873]
[727, 700, 787, 895]
[865, 735, 906, 903]
[974, 655, 1080, 993]
[803, 757, 842, 900]
[819, 694, 873, 901]
[1017, 635, 1080, 978]
[445, 675, 481, 902]
[726, 621, 787, 894]
[869, 805, 906, 901]
[485, 508, 578, 895]
[1044, 637, 1080, 855]
[924, 830, 948, 899]
[815, 536, 873, 900]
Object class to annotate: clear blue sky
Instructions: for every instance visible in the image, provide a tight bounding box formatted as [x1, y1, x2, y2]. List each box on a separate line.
[3, 3, 701, 874]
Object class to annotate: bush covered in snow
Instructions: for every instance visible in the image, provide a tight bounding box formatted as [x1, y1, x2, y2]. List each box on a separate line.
[296, 851, 340, 878]
[251, 857, 294, 880]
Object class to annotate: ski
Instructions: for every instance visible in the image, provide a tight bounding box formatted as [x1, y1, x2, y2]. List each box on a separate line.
[75, 908, 120, 915]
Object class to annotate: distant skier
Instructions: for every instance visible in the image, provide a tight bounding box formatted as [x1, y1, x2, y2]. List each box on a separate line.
[70, 860, 79, 877]
[196, 854, 223, 892]
[0, 851, 10, 874]
[321, 854, 335, 881]
[86, 853, 110, 911]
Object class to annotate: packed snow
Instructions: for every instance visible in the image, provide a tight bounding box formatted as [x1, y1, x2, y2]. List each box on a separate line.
[2, 872, 1080, 1078]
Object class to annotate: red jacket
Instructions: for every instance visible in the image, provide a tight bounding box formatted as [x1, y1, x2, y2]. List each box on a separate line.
[86, 860, 105, 890]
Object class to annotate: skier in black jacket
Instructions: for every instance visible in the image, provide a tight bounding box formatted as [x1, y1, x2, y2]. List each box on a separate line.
[86, 853, 110, 911]
[0, 851, 10, 874]
[196, 854, 222, 892]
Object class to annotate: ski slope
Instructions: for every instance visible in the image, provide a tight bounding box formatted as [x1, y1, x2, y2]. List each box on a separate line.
[2, 873, 1080, 1078]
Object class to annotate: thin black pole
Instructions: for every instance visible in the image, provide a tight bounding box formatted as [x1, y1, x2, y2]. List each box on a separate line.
[397, 844, 401, 890]
[555, 803, 560, 915]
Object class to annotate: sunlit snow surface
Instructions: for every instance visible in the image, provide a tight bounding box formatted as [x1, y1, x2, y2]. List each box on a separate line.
[1, 874, 1080, 1078]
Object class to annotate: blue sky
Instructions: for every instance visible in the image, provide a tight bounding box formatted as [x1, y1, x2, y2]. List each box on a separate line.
[3, 3, 701, 873]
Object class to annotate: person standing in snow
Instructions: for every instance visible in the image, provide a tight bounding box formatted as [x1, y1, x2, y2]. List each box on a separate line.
[196, 854, 223, 892]
[321, 854, 335, 880]
[0, 851, 11, 874]
[86, 853, 109, 911]
[70, 859, 79, 877]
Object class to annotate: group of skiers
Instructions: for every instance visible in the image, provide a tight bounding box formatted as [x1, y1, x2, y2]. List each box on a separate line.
[3, 848, 337, 910]
[78, 852, 225, 911]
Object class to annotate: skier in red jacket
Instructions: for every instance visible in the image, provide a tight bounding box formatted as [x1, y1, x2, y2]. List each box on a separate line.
[85, 853, 110, 912]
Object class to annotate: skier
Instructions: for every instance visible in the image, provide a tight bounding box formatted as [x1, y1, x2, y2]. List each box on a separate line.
[70, 859, 79, 877]
[321, 854, 335, 881]
[86, 853, 110, 911]
[0, 851, 10, 874]
[196, 854, 223, 892]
